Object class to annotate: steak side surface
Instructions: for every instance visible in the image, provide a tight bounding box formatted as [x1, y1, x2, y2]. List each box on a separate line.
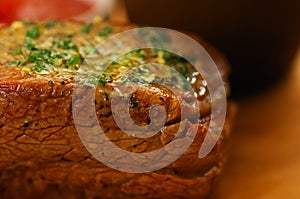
[0, 20, 233, 199]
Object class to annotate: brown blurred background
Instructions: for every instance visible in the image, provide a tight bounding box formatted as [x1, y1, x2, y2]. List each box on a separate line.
[123, 0, 300, 96]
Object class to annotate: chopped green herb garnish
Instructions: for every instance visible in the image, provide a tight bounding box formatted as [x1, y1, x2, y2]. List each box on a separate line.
[7, 60, 26, 66]
[62, 40, 77, 50]
[98, 26, 112, 37]
[111, 60, 118, 65]
[98, 78, 107, 86]
[131, 101, 139, 109]
[126, 49, 145, 59]
[48, 80, 54, 85]
[102, 73, 113, 82]
[38, 48, 51, 57]
[26, 26, 40, 39]
[104, 92, 109, 100]
[49, 54, 63, 65]
[24, 37, 34, 50]
[11, 48, 24, 55]
[34, 64, 47, 72]
[66, 55, 83, 66]
[161, 50, 186, 63]
[27, 53, 42, 63]
[21, 47, 80, 71]
[81, 23, 93, 34]
[19, 60, 26, 66]
[64, 34, 74, 39]
[142, 65, 149, 70]
[119, 76, 129, 84]
[83, 45, 95, 54]
[52, 39, 77, 50]
[51, 40, 59, 46]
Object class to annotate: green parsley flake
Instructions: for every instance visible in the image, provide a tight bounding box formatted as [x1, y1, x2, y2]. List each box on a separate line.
[98, 26, 112, 37]
[7, 60, 26, 66]
[131, 101, 139, 109]
[67, 55, 83, 66]
[52, 39, 77, 50]
[104, 92, 109, 100]
[26, 26, 40, 39]
[11, 48, 24, 55]
[83, 45, 95, 54]
[98, 78, 107, 86]
[48, 80, 54, 85]
[81, 23, 93, 34]
[34, 64, 47, 72]
[24, 37, 34, 50]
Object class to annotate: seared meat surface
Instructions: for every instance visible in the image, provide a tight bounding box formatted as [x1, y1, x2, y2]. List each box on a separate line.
[0, 20, 233, 198]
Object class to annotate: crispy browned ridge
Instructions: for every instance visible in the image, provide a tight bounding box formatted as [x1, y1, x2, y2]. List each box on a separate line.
[0, 20, 233, 199]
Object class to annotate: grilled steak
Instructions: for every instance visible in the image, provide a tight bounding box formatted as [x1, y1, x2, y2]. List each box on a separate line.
[0, 20, 233, 199]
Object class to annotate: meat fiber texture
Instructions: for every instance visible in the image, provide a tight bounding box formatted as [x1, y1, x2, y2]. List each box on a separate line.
[0, 20, 234, 198]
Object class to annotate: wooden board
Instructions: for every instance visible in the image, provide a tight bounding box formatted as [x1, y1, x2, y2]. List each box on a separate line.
[211, 47, 300, 199]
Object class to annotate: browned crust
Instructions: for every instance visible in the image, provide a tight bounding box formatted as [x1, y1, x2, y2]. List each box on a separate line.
[0, 20, 233, 199]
